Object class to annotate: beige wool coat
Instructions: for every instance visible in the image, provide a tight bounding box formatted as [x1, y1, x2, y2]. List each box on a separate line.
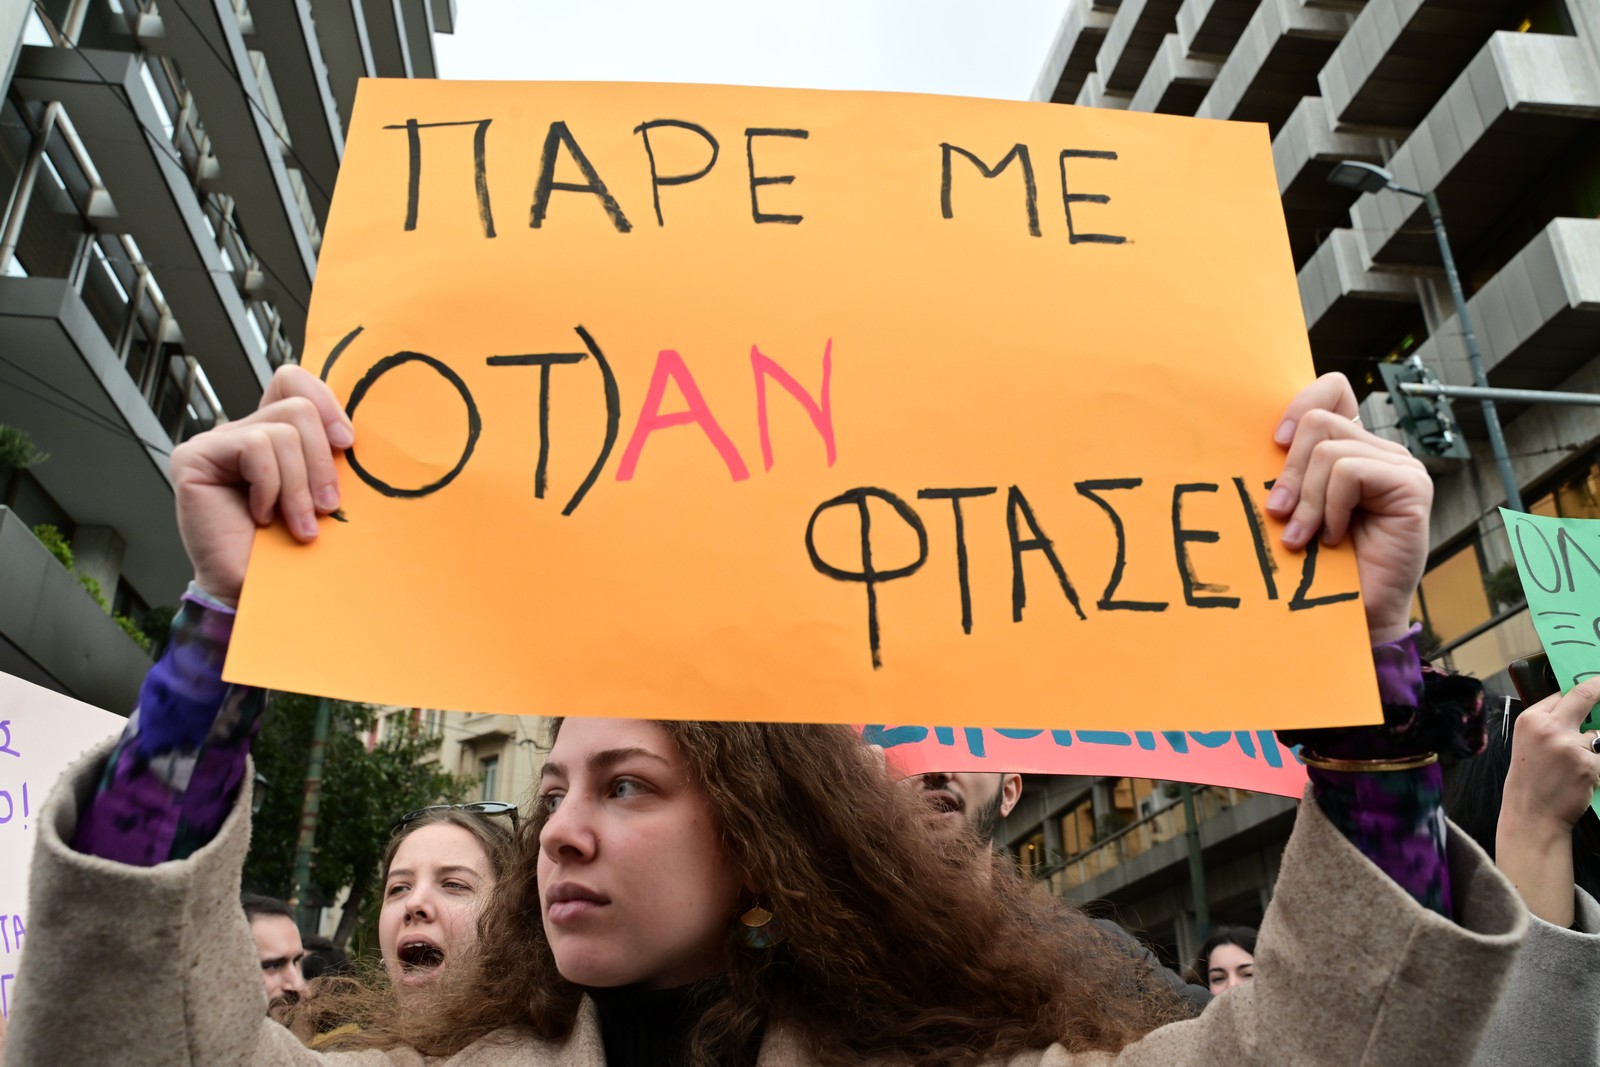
[9, 741, 1529, 1066]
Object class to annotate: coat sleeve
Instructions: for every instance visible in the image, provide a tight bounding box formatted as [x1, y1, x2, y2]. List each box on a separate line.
[1471, 886, 1600, 1066]
[1072, 789, 1529, 1067]
[7, 739, 401, 1066]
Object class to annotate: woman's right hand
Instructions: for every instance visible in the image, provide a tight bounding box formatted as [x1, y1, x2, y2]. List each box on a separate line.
[170, 366, 353, 604]
[1497, 679, 1600, 926]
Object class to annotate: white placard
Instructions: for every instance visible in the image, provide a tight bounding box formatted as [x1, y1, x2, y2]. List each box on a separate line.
[0, 671, 124, 1018]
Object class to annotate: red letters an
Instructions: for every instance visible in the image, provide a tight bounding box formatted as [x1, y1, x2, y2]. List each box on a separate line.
[752, 339, 835, 471]
[616, 349, 750, 481]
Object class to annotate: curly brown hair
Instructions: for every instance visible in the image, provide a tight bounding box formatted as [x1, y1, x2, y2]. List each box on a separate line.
[325, 720, 1188, 1065]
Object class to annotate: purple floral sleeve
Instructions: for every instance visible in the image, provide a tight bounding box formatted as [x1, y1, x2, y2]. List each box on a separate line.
[72, 585, 265, 865]
[1297, 625, 1484, 921]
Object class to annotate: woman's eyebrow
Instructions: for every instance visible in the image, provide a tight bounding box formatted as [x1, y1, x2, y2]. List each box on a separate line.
[540, 746, 670, 781]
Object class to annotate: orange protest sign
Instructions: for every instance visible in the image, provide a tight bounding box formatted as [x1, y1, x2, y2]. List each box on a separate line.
[227, 79, 1381, 731]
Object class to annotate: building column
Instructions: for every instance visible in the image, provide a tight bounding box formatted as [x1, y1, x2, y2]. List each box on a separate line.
[71, 525, 125, 605]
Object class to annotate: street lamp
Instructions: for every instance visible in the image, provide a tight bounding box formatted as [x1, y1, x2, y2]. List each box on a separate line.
[1326, 161, 1523, 511]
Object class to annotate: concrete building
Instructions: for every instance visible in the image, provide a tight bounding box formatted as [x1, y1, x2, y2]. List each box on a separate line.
[373, 706, 549, 815]
[1020, 0, 1600, 964]
[0, 0, 453, 711]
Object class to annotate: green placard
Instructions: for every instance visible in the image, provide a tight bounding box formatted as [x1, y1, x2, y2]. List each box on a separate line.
[1500, 507, 1600, 817]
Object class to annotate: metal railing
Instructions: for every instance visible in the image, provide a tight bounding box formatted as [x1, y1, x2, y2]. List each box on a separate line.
[1034, 785, 1256, 895]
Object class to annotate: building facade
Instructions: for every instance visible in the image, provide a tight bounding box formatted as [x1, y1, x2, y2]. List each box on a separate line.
[372, 706, 549, 816]
[1020, 0, 1600, 962]
[0, 0, 453, 710]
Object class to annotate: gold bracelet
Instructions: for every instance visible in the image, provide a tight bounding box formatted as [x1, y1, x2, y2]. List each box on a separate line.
[1299, 752, 1438, 773]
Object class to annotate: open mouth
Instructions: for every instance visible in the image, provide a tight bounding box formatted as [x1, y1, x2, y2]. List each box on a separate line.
[397, 941, 445, 972]
[923, 792, 961, 815]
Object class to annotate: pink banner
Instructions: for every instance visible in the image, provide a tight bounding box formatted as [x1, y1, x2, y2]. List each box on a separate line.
[862, 725, 1308, 798]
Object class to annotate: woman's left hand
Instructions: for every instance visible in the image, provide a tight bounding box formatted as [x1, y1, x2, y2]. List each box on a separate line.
[1498, 680, 1600, 926]
[1263, 372, 1433, 644]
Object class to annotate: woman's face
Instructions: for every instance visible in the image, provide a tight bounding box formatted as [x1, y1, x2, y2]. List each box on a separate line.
[537, 717, 747, 989]
[1206, 942, 1255, 994]
[378, 822, 496, 991]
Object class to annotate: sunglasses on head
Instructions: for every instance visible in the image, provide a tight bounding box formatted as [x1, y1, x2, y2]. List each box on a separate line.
[390, 801, 520, 835]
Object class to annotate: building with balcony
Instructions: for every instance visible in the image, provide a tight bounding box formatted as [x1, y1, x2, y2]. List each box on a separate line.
[0, 0, 453, 710]
[372, 706, 549, 816]
[1030, 0, 1600, 953]
[999, 776, 1293, 970]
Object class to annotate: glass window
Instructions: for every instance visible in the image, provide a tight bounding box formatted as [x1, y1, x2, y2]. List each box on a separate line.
[1060, 798, 1093, 858]
[1419, 543, 1492, 646]
[481, 755, 499, 801]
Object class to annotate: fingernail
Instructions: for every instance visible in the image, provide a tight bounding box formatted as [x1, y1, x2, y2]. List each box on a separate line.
[297, 514, 320, 539]
[1265, 486, 1292, 512]
[315, 484, 341, 512]
[1282, 519, 1306, 546]
[328, 422, 354, 449]
[1273, 418, 1296, 446]
[1320, 526, 1338, 546]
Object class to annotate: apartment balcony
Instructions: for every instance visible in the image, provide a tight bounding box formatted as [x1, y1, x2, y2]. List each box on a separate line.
[1349, 33, 1600, 270]
[1195, 0, 1354, 135]
[142, 0, 316, 352]
[0, 275, 192, 602]
[245, 0, 346, 229]
[1129, 34, 1220, 115]
[1177, 0, 1260, 57]
[1075, 71, 1132, 110]
[301, 0, 452, 139]
[1097, 0, 1184, 94]
[1412, 217, 1600, 413]
[1320, 0, 1532, 132]
[0, 507, 150, 713]
[1272, 96, 1385, 266]
[1047, 787, 1296, 904]
[1298, 227, 1420, 376]
[1033, 0, 1116, 104]
[364, 0, 440, 79]
[10, 45, 271, 417]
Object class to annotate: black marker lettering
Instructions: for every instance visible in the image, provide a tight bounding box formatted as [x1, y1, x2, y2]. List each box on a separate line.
[384, 119, 496, 237]
[1513, 517, 1562, 594]
[1234, 477, 1279, 600]
[318, 325, 364, 384]
[1171, 483, 1240, 609]
[1286, 537, 1361, 611]
[1006, 486, 1086, 622]
[531, 121, 632, 232]
[745, 128, 809, 224]
[344, 352, 481, 499]
[1075, 479, 1166, 612]
[807, 488, 928, 668]
[1557, 528, 1600, 592]
[917, 487, 998, 634]
[633, 120, 720, 227]
[941, 142, 1040, 237]
[486, 352, 587, 498]
[561, 325, 620, 517]
[1057, 150, 1125, 245]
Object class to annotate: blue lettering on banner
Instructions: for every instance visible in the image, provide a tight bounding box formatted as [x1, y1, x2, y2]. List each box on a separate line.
[860, 725, 1301, 767]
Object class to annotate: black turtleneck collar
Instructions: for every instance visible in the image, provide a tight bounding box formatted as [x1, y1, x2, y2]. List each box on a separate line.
[589, 981, 762, 1067]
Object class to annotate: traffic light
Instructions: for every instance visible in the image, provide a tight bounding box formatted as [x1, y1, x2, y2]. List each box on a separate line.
[1378, 359, 1470, 460]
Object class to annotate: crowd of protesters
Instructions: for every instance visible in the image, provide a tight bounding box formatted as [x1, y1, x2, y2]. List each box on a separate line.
[1, 366, 1598, 1065]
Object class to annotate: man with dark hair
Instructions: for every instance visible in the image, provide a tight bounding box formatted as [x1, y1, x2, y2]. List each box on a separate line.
[904, 769, 1212, 1013]
[905, 770, 1023, 843]
[240, 893, 306, 1022]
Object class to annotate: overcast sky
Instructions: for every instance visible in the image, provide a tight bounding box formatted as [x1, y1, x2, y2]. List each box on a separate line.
[433, 0, 1070, 100]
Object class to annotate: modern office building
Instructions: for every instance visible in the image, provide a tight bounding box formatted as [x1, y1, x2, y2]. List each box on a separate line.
[1013, 0, 1600, 966]
[0, 0, 453, 711]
